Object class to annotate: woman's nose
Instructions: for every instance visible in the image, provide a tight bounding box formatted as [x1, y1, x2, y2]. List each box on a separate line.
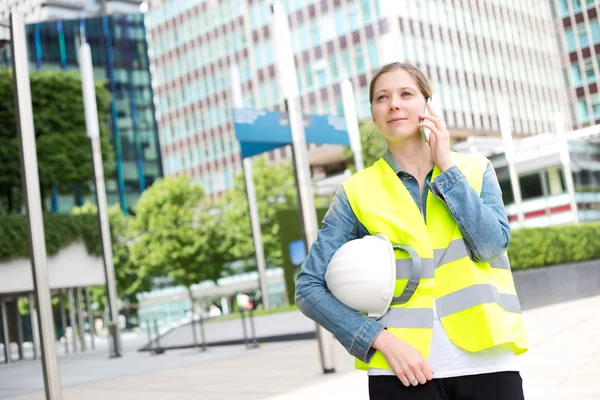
[389, 94, 401, 110]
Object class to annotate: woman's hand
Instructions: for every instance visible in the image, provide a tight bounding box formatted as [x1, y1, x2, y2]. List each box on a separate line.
[372, 329, 434, 387]
[417, 102, 454, 172]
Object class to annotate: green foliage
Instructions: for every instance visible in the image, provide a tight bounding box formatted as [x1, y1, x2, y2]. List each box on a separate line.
[344, 119, 388, 170]
[72, 202, 148, 304]
[0, 213, 100, 262]
[508, 222, 600, 270]
[216, 156, 298, 270]
[130, 175, 227, 289]
[0, 69, 114, 212]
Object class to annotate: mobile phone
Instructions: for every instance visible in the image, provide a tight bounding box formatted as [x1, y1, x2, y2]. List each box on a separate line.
[420, 98, 431, 142]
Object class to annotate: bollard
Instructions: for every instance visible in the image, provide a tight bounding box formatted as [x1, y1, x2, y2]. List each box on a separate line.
[152, 319, 165, 355]
[146, 320, 153, 353]
[199, 314, 207, 352]
[190, 314, 198, 347]
[248, 308, 259, 349]
[239, 309, 250, 349]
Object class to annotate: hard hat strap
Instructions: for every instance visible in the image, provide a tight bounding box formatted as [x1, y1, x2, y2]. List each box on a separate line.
[390, 244, 422, 305]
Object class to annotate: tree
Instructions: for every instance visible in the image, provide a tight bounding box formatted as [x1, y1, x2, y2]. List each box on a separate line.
[344, 119, 387, 169]
[217, 156, 298, 271]
[0, 69, 114, 212]
[130, 176, 228, 318]
[71, 202, 150, 309]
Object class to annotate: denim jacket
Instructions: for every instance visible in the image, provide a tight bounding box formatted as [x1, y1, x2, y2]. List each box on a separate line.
[294, 150, 511, 363]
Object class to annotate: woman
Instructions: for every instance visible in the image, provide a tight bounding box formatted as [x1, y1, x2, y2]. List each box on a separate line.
[295, 62, 528, 400]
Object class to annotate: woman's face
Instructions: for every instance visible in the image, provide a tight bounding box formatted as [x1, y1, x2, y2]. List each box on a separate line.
[371, 69, 427, 141]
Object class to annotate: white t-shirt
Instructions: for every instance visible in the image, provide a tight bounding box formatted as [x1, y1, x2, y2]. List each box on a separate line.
[368, 303, 520, 378]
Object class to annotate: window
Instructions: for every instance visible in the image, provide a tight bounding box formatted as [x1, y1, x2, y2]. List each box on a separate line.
[558, 0, 569, 17]
[578, 99, 590, 122]
[584, 60, 596, 84]
[304, 66, 313, 90]
[577, 24, 589, 48]
[335, 8, 346, 36]
[519, 173, 544, 200]
[498, 179, 514, 205]
[571, 64, 583, 87]
[330, 55, 338, 81]
[362, 0, 372, 23]
[368, 40, 378, 70]
[592, 95, 600, 119]
[348, 3, 360, 31]
[311, 23, 320, 47]
[355, 48, 365, 74]
[591, 20, 600, 44]
[565, 29, 576, 52]
[316, 68, 326, 87]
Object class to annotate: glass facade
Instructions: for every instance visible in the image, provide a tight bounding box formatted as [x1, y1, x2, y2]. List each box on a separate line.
[553, 0, 600, 128]
[1, 14, 162, 213]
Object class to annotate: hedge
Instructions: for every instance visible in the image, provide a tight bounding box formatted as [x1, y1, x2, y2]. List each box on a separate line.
[0, 213, 101, 262]
[508, 222, 600, 270]
[1, 214, 599, 271]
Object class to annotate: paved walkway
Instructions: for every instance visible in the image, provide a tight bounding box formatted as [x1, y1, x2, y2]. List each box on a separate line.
[1, 295, 599, 400]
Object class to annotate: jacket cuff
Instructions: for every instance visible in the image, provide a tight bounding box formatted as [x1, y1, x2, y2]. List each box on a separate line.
[349, 318, 385, 363]
[430, 166, 465, 197]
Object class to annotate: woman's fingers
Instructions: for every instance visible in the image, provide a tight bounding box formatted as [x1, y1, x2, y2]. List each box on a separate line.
[418, 115, 447, 136]
[413, 368, 428, 385]
[417, 119, 441, 138]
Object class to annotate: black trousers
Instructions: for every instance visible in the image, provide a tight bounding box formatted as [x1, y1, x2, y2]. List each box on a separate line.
[368, 372, 524, 400]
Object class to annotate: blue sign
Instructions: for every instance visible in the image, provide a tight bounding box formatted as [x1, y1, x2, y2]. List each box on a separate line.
[233, 108, 350, 159]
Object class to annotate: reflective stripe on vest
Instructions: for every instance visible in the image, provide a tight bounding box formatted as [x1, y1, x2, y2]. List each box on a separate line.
[378, 308, 433, 329]
[436, 284, 522, 317]
[394, 239, 511, 281]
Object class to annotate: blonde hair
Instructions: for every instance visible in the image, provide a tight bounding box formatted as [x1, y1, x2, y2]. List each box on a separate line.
[369, 62, 433, 106]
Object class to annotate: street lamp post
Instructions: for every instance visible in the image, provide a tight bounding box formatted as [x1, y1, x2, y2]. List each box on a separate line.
[79, 41, 121, 358]
[229, 65, 270, 310]
[498, 101, 524, 226]
[10, 11, 63, 399]
[271, 0, 336, 374]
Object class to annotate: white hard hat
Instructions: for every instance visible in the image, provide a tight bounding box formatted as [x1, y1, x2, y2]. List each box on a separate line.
[324, 234, 421, 319]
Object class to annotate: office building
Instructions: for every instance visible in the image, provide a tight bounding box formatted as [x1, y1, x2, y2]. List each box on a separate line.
[0, 0, 143, 40]
[145, 0, 567, 196]
[552, 0, 600, 128]
[0, 14, 163, 212]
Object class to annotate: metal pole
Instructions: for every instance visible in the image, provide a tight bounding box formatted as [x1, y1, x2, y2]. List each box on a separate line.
[68, 289, 77, 353]
[229, 65, 270, 310]
[85, 288, 95, 349]
[341, 79, 364, 172]
[10, 13, 63, 396]
[79, 41, 121, 357]
[14, 298, 24, 360]
[271, 0, 335, 374]
[498, 101, 525, 226]
[59, 290, 69, 355]
[555, 113, 580, 224]
[76, 288, 86, 351]
[1, 296, 10, 363]
[28, 294, 38, 360]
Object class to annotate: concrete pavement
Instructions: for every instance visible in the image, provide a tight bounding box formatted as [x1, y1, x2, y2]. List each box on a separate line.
[1, 294, 600, 399]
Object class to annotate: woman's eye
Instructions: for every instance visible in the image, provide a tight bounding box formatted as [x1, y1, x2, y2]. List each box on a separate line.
[377, 95, 388, 101]
[402, 92, 412, 97]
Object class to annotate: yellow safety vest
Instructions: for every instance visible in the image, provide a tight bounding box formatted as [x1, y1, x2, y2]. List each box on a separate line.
[342, 153, 528, 371]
